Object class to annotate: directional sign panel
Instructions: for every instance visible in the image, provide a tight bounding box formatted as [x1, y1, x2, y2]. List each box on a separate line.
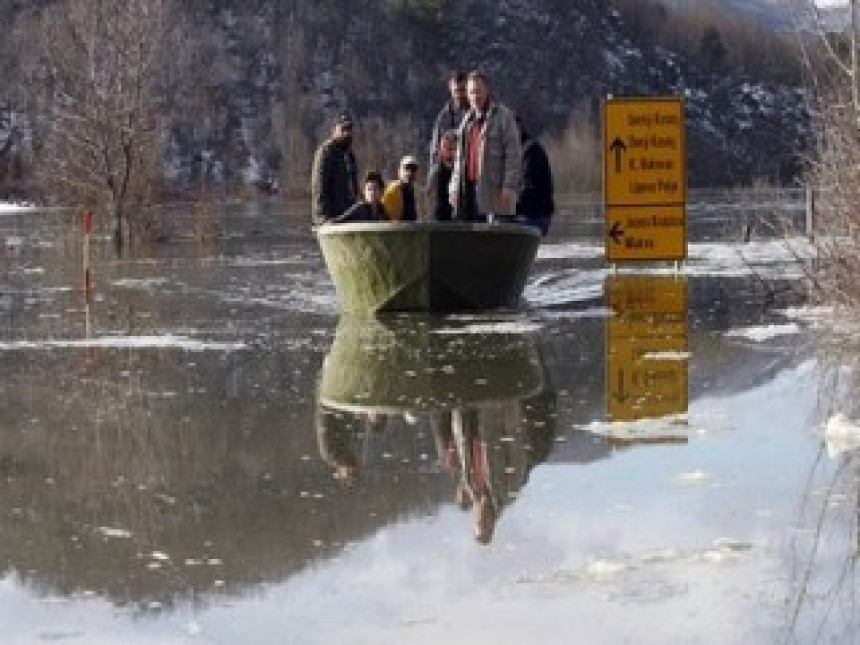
[605, 205, 686, 261]
[605, 275, 688, 424]
[603, 97, 687, 262]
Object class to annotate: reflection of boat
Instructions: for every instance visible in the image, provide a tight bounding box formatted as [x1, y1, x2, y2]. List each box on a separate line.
[316, 222, 540, 314]
[318, 316, 544, 414]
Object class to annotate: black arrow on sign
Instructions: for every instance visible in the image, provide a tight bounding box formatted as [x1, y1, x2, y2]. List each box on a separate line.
[609, 137, 627, 173]
[609, 221, 624, 244]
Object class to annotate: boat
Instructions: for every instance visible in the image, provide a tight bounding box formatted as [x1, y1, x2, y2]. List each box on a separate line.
[315, 221, 540, 314]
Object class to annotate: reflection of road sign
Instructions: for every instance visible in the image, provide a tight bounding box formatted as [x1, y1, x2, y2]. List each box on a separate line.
[603, 97, 686, 262]
[605, 275, 688, 422]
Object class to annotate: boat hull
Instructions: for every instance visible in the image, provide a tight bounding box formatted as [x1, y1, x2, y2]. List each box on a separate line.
[316, 222, 540, 314]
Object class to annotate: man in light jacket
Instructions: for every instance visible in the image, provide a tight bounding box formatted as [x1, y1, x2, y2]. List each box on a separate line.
[449, 70, 522, 222]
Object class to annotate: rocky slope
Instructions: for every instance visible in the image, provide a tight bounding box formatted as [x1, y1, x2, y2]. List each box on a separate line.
[0, 0, 811, 198]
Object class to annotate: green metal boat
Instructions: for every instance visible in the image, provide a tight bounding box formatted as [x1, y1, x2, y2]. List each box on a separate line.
[316, 222, 540, 314]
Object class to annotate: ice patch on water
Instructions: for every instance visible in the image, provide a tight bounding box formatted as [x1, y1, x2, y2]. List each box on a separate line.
[823, 413, 860, 458]
[535, 307, 614, 320]
[516, 538, 753, 587]
[112, 278, 171, 289]
[639, 351, 690, 361]
[779, 305, 834, 324]
[0, 202, 37, 213]
[525, 269, 605, 307]
[96, 527, 132, 539]
[585, 414, 688, 445]
[432, 321, 542, 335]
[677, 470, 712, 485]
[725, 323, 801, 342]
[532, 238, 811, 279]
[0, 335, 246, 351]
[536, 242, 604, 261]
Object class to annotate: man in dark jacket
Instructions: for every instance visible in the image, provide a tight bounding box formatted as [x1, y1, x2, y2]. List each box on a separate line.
[311, 112, 359, 225]
[425, 130, 457, 221]
[515, 115, 554, 235]
[428, 71, 469, 169]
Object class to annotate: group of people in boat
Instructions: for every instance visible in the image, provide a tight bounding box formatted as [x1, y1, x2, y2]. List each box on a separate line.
[311, 69, 555, 235]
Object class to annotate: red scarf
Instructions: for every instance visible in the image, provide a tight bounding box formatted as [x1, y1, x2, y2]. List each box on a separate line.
[466, 118, 484, 182]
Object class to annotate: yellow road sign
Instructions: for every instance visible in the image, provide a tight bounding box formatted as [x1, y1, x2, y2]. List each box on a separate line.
[605, 204, 686, 262]
[605, 275, 688, 423]
[603, 97, 686, 206]
[603, 97, 687, 262]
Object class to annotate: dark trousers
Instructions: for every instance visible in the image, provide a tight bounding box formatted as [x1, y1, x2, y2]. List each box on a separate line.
[460, 180, 481, 222]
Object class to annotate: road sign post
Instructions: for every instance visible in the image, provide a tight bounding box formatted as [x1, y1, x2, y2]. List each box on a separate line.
[603, 97, 687, 262]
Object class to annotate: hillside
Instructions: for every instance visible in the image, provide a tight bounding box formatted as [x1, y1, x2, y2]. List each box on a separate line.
[0, 0, 811, 200]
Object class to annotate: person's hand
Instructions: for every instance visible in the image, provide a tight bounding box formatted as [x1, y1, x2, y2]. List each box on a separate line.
[449, 193, 457, 209]
[500, 187, 515, 208]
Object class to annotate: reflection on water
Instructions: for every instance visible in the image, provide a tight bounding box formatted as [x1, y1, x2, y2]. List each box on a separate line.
[317, 316, 557, 544]
[602, 275, 689, 443]
[1, 205, 848, 643]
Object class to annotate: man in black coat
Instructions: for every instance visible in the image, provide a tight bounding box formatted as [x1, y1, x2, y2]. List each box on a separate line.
[515, 115, 555, 235]
[428, 71, 469, 169]
[311, 112, 359, 225]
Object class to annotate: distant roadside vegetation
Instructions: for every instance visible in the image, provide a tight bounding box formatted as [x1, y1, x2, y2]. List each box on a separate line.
[610, 0, 803, 85]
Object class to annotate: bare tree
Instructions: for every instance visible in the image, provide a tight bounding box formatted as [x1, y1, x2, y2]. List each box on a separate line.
[781, 0, 860, 312]
[32, 0, 174, 252]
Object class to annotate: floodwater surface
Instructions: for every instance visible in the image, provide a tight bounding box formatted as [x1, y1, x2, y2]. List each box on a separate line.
[0, 204, 854, 644]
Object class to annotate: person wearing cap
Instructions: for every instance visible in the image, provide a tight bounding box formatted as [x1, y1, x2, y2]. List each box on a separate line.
[449, 70, 521, 222]
[311, 112, 359, 225]
[337, 170, 388, 223]
[382, 155, 420, 222]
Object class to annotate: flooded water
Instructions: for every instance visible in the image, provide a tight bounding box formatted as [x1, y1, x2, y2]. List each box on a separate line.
[0, 203, 855, 644]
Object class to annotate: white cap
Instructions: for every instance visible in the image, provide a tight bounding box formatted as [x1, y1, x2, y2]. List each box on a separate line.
[400, 155, 419, 169]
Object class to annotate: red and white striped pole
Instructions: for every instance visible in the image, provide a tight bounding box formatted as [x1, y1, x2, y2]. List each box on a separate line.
[83, 210, 93, 298]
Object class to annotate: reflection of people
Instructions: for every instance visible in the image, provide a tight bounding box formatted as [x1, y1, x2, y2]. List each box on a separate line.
[442, 370, 557, 544]
[449, 70, 521, 222]
[316, 405, 387, 486]
[311, 112, 359, 225]
[449, 404, 528, 544]
[338, 171, 388, 223]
